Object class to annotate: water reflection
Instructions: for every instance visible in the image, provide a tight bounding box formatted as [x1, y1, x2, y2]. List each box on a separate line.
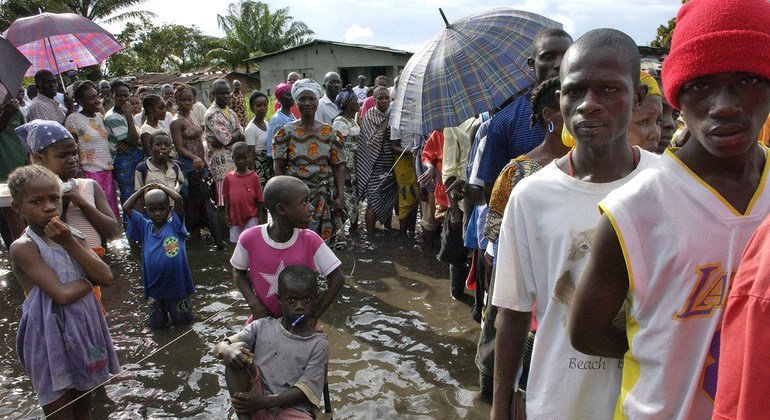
[0, 231, 490, 418]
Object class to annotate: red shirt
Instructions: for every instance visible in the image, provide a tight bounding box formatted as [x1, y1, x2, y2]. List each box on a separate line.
[422, 130, 447, 207]
[222, 171, 263, 226]
[714, 214, 770, 420]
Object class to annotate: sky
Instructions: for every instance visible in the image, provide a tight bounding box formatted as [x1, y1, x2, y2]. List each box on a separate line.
[103, 0, 681, 53]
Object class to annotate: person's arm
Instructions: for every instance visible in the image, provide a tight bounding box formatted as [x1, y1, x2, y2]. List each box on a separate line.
[10, 239, 93, 305]
[66, 181, 120, 239]
[272, 127, 288, 175]
[312, 267, 344, 322]
[231, 386, 308, 414]
[491, 308, 532, 420]
[154, 183, 184, 219]
[140, 131, 151, 156]
[44, 216, 113, 286]
[224, 196, 232, 228]
[568, 215, 630, 358]
[233, 267, 270, 320]
[122, 103, 140, 147]
[123, 183, 150, 216]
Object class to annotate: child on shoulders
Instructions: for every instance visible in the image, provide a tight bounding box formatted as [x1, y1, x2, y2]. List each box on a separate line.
[214, 265, 328, 419]
[230, 175, 344, 324]
[124, 182, 195, 329]
[8, 165, 120, 417]
[135, 133, 184, 193]
[223, 143, 263, 243]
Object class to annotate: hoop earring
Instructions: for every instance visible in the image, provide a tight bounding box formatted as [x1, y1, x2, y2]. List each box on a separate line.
[547, 121, 555, 133]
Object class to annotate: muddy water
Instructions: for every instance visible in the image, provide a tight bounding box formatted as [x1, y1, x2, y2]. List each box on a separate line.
[0, 231, 490, 419]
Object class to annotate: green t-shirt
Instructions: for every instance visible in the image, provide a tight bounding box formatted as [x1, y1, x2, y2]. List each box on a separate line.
[0, 111, 27, 181]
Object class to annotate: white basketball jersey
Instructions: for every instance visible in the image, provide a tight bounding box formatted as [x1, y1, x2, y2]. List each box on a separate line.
[600, 148, 770, 419]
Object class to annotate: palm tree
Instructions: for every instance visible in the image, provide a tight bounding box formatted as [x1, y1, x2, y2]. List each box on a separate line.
[209, 0, 314, 72]
[60, 0, 155, 24]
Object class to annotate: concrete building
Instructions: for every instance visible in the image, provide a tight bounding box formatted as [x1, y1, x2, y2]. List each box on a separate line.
[248, 39, 413, 94]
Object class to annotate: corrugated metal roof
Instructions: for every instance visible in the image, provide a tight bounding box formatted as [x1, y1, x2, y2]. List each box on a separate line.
[246, 39, 413, 62]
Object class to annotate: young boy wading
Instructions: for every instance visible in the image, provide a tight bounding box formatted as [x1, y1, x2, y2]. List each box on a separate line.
[569, 0, 770, 418]
[491, 29, 653, 420]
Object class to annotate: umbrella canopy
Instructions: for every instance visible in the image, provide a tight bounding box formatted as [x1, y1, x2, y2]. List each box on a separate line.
[0, 36, 32, 103]
[390, 8, 562, 135]
[2, 12, 123, 77]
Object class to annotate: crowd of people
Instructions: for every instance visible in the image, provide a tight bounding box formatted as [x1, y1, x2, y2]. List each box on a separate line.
[2, 0, 770, 417]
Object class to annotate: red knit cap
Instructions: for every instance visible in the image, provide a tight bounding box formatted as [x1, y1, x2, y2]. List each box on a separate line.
[662, 0, 770, 110]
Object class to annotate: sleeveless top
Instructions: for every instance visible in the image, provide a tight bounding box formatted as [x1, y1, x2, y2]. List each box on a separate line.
[16, 227, 120, 405]
[599, 149, 770, 419]
[176, 114, 206, 162]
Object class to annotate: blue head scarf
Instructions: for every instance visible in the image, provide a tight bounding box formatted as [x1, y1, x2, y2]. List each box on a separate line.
[15, 119, 73, 154]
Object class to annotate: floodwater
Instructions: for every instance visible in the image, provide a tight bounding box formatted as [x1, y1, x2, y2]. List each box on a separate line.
[0, 229, 491, 419]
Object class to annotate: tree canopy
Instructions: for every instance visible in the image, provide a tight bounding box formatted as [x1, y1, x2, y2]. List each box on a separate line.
[650, 0, 689, 48]
[0, 0, 154, 30]
[107, 17, 222, 76]
[208, 0, 314, 72]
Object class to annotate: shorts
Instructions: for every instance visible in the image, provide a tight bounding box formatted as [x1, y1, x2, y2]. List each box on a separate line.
[147, 295, 195, 329]
[229, 217, 260, 243]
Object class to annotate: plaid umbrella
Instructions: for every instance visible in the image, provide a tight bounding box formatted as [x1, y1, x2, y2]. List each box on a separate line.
[0, 36, 32, 103]
[390, 8, 562, 135]
[2, 12, 123, 78]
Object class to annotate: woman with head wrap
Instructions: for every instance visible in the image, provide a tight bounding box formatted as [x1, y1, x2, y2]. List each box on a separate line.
[332, 88, 362, 228]
[64, 81, 120, 220]
[626, 71, 664, 153]
[272, 79, 347, 245]
[358, 86, 397, 234]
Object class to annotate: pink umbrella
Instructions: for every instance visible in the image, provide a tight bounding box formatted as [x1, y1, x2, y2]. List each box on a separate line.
[2, 12, 123, 83]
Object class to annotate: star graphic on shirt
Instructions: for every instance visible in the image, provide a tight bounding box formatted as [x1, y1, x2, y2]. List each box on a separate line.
[260, 261, 284, 297]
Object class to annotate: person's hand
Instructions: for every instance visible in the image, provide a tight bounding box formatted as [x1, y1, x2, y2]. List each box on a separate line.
[231, 389, 270, 413]
[418, 166, 435, 187]
[63, 93, 74, 110]
[445, 178, 466, 201]
[2, 98, 19, 114]
[64, 187, 87, 208]
[226, 215, 232, 227]
[192, 156, 204, 170]
[120, 101, 133, 117]
[44, 216, 75, 246]
[221, 342, 252, 369]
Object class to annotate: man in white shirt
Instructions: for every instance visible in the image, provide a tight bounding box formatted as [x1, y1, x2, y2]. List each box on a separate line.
[352, 75, 368, 104]
[315, 72, 341, 124]
[491, 29, 650, 420]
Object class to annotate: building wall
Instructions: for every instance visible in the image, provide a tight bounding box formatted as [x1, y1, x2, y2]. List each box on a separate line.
[257, 43, 411, 95]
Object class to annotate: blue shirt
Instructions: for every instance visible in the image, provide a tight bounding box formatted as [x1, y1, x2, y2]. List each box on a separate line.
[265, 110, 296, 157]
[127, 211, 195, 300]
[477, 93, 544, 185]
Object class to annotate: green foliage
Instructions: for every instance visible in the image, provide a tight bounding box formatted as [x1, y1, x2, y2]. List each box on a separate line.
[208, 1, 314, 72]
[650, 0, 689, 48]
[0, 0, 154, 29]
[106, 17, 224, 76]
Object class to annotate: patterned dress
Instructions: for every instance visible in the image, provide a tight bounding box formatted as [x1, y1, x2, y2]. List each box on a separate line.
[176, 114, 208, 231]
[332, 115, 361, 222]
[273, 123, 347, 243]
[230, 90, 248, 128]
[205, 104, 243, 206]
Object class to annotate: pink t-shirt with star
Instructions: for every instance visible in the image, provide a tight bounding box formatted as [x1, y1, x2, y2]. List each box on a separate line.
[230, 225, 341, 318]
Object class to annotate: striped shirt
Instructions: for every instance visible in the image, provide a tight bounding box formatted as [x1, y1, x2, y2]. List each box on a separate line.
[104, 108, 129, 145]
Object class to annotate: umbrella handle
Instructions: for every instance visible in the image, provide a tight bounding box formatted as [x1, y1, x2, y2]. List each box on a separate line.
[44, 36, 67, 89]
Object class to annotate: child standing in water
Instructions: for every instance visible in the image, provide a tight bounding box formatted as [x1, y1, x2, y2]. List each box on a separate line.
[214, 265, 328, 419]
[9, 165, 120, 418]
[124, 183, 195, 329]
[230, 175, 344, 325]
[223, 143, 263, 243]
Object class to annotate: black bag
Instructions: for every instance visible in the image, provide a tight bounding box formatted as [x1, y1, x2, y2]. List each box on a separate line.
[437, 208, 466, 264]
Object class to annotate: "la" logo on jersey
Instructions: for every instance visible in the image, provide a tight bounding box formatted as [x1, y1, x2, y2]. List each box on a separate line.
[673, 264, 732, 320]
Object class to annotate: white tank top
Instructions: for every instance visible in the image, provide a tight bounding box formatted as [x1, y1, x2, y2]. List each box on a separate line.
[599, 148, 770, 419]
